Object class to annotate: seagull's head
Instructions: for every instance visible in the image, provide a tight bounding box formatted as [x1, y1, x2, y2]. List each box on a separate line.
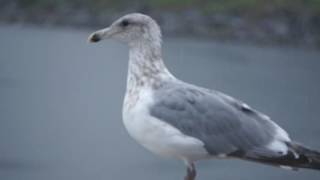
[88, 13, 161, 47]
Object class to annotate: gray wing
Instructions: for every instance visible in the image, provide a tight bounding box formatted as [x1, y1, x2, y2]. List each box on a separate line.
[150, 81, 281, 157]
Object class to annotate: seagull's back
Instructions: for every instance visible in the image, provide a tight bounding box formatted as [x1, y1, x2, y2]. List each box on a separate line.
[150, 79, 289, 157]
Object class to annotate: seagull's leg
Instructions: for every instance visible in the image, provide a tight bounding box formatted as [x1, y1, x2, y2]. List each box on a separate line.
[184, 162, 196, 180]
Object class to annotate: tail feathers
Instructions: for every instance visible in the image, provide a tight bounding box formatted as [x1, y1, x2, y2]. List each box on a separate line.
[285, 142, 320, 170]
[254, 142, 320, 170]
[233, 142, 320, 171]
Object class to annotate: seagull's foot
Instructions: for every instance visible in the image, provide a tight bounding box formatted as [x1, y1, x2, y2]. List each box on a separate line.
[184, 162, 196, 180]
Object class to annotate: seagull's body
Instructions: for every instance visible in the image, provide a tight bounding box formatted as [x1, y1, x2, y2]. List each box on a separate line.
[123, 84, 209, 161]
[89, 13, 320, 180]
[122, 37, 209, 162]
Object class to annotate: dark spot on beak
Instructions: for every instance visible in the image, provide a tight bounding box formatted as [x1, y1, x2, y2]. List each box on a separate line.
[89, 33, 101, 43]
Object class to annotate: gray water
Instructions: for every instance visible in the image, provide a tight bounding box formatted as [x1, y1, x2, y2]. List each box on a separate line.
[0, 24, 320, 180]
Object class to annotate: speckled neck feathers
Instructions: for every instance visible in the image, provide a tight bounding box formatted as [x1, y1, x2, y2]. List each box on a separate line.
[126, 38, 173, 93]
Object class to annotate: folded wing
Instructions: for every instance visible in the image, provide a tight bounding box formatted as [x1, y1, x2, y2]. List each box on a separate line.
[150, 81, 289, 158]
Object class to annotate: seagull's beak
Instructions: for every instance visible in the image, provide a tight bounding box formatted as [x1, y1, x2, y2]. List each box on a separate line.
[88, 27, 112, 43]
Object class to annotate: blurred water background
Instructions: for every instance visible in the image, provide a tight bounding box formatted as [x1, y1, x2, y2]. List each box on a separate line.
[1, 1, 320, 180]
[1, 0, 320, 46]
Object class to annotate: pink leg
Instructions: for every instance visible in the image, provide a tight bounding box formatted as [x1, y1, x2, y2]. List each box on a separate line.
[184, 162, 196, 180]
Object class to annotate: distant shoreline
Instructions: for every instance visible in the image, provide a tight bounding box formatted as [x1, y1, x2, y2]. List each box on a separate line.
[1, 0, 319, 47]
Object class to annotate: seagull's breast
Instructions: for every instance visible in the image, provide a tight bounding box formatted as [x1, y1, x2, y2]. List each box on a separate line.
[122, 87, 209, 161]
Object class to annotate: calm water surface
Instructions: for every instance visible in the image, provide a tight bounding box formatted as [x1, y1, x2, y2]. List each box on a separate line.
[0, 25, 320, 180]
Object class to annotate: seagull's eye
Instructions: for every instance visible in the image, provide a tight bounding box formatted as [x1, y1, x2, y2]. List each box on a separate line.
[120, 20, 130, 27]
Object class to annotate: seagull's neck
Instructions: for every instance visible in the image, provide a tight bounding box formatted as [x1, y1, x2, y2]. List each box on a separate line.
[126, 41, 173, 92]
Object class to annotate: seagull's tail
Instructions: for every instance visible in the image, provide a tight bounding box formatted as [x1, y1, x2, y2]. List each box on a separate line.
[246, 142, 320, 171]
[284, 142, 320, 170]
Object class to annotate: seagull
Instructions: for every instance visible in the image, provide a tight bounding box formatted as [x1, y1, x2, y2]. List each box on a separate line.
[88, 13, 320, 180]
